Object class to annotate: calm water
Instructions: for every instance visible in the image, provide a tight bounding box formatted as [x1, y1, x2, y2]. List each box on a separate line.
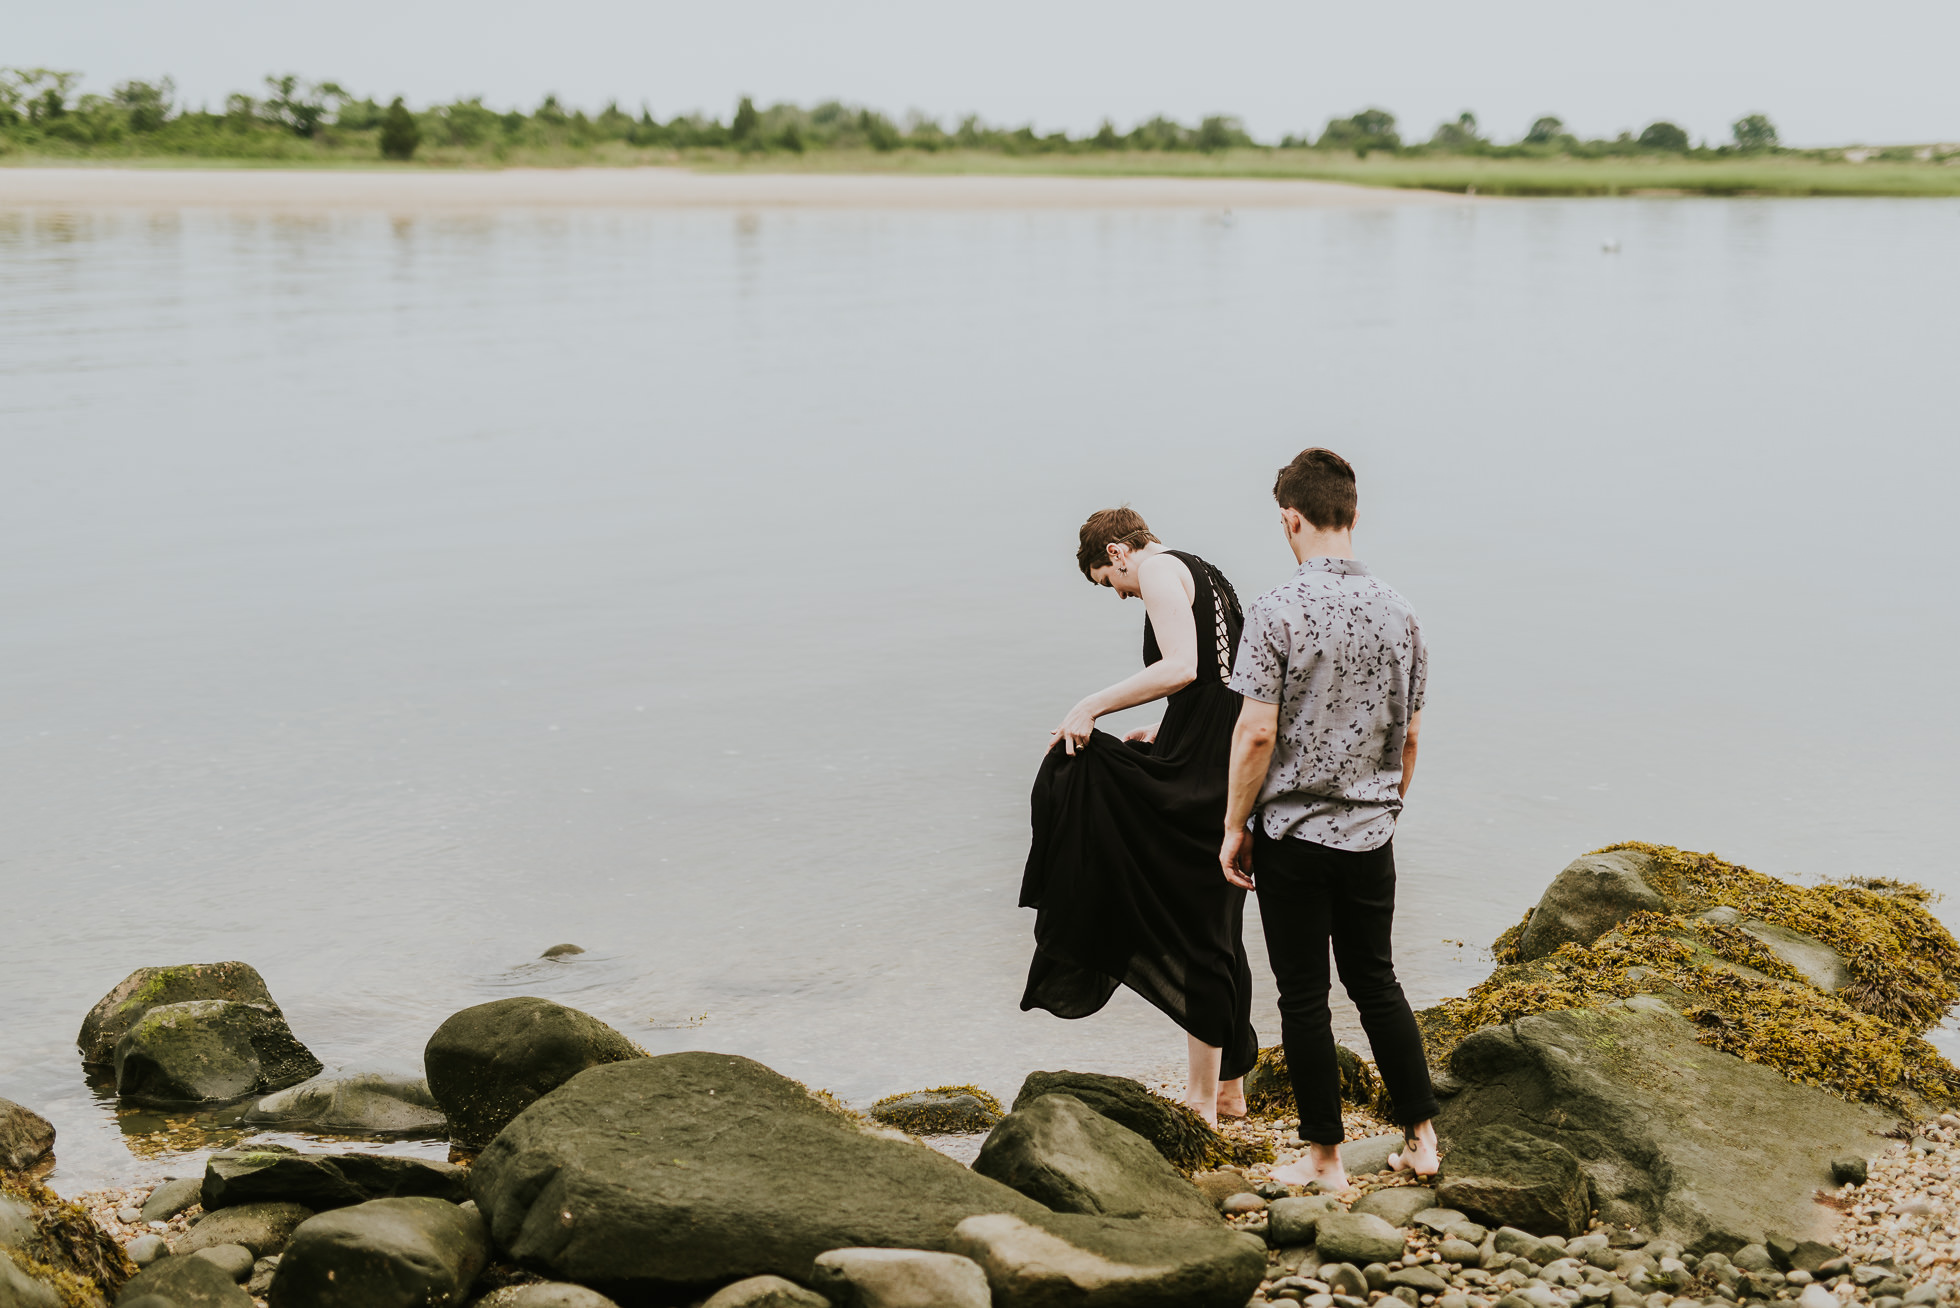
[4, 190, 1958, 1188]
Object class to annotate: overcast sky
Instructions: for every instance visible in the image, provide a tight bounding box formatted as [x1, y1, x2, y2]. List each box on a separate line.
[14, 0, 1957, 147]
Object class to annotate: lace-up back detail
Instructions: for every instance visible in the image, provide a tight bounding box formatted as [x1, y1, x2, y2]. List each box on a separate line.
[1142, 550, 1244, 688]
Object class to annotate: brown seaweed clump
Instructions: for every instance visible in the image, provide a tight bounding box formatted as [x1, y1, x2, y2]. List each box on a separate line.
[1244, 1042, 1386, 1118]
[1424, 843, 1960, 1116]
[1, 1178, 135, 1308]
[868, 1085, 1006, 1135]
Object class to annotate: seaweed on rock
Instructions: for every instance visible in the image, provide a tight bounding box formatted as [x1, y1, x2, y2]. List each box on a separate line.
[1, 1179, 135, 1307]
[1426, 844, 1960, 1115]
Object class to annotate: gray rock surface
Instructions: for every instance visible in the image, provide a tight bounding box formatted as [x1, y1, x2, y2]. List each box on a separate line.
[202, 1149, 466, 1212]
[0, 1255, 61, 1308]
[1436, 1123, 1591, 1238]
[1515, 850, 1668, 961]
[811, 1248, 991, 1308]
[1267, 1196, 1342, 1247]
[175, 1202, 315, 1258]
[190, 1243, 256, 1281]
[1312, 1212, 1406, 1265]
[973, 1093, 1218, 1223]
[470, 1051, 1046, 1296]
[951, 1210, 1266, 1308]
[1011, 1070, 1223, 1173]
[1323, 1262, 1369, 1298]
[0, 1194, 36, 1253]
[1696, 909, 1851, 993]
[1339, 1134, 1401, 1177]
[112, 999, 322, 1106]
[245, 1072, 446, 1137]
[1434, 995, 1892, 1251]
[116, 1254, 255, 1307]
[422, 996, 643, 1149]
[474, 1282, 624, 1307]
[1351, 1187, 1438, 1229]
[125, 1233, 167, 1266]
[698, 1277, 830, 1308]
[78, 962, 280, 1069]
[141, 1178, 204, 1224]
[1191, 1170, 1257, 1208]
[0, 1100, 55, 1180]
[265, 1197, 487, 1308]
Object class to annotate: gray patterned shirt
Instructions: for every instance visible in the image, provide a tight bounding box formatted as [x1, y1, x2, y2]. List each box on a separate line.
[1227, 557, 1426, 851]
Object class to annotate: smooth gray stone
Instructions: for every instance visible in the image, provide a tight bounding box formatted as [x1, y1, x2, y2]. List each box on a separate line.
[476, 1284, 624, 1308]
[0, 1098, 55, 1181]
[1440, 1239, 1485, 1264]
[0, 1254, 61, 1308]
[1313, 1212, 1406, 1266]
[1339, 1134, 1401, 1177]
[950, 1210, 1266, 1308]
[1436, 1123, 1590, 1238]
[126, 1233, 167, 1266]
[1323, 1263, 1370, 1299]
[974, 1093, 1218, 1223]
[1414, 1207, 1468, 1233]
[264, 1197, 488, 1308]
[245, 1071, 446, 1137]
[1012, 1069, 1228, 1174]
[422, 996, 643, 1149]
[1515, 850, 1669, 960]
[1388, 1265, 1452, 1293]
[190, 1242, 256, 1282]
[247, 1256, 281, 1296]
[142, 1177, 204, 1223]
[174, 1202, 314, 1258]
[1352, 1187, 1437, 1229]
[811, 1247, 990, 1308]
[697, 1276, 829, 1308]
[116, 1253, 254, 1307]
[1435, 997, 1893, 1249]
[1268, 1195, 1342, 1246]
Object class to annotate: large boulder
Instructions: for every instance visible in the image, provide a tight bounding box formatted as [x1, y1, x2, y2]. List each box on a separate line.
[174, 1203, 315, 1258]
[973, 1094, 1218, 1223]
[112, 1001, 322, 1106]
[0, 1102, 54, 1181]
[245, 1072, 445, 1137]
[470, 1052, 1047, 1298]
[1434, 995, 1892, 1252]
[202, 1149, 465, 1212]
[422, 998, 643, 1149]
[265, 1198, 486, 1308]
[78, 963, 282, 1070]
[1515, 850, 1669, 961]
[1434, 1124, 1590, 1237]
[950, 1211, 1265, 1308]
[1011, 1071, 1252, 1173]
[116, 1254, 253, 1307]
[1310, 1211, 1406, 1265]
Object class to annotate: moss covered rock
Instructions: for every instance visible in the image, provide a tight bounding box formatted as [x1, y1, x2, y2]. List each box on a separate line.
[112, 1000, 322, 1107]
[1243, 1043, 1383, 1117]
[1433, 1122, 1590, 1237]
[0, 1252, 63, 1308]
[422, 997, 644, 1149]
[1011, 1071, 1270, 1174]
[869, 1085, 1004, 1134]
[0, 1179, 134, 1305]
[202, 1149, 466, 1212]
[265, 1197, 488, 1308]
[469, 1052, 1047, 1299]
[77, 962, 280, 1071]
[117, 1253, 253, 1307]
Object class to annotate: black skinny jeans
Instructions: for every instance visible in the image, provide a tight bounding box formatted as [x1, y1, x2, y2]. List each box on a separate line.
[1254, 828, 1439, 1144]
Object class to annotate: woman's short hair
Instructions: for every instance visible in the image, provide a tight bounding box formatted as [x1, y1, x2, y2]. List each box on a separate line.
[1273, 447, 1357, 530]
[1076, 507, 1160, 580]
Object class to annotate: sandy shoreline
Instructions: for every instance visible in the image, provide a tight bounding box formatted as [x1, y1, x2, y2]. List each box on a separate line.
[0, 165, 1465, 212]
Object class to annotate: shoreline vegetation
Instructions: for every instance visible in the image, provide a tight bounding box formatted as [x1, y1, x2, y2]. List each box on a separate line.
[4, 70, 1960, 198]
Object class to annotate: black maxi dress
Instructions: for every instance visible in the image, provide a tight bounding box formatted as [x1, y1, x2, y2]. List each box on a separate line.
[1018, 550, 1259, 1081]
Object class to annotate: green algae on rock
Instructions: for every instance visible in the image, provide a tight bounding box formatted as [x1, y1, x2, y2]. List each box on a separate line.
[0, 1179, 135, 1307]
[1010, 1070, 1272, 1174]
[1421, 844, 1960, 1116]
[869, 1085, 1005, 1134]
[1243, 1043, 1383, 1117]
[77, 962, 283, 1070]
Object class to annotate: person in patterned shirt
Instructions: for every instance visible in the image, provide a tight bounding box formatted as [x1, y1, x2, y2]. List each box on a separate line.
[1218, 447, 1439, 1189]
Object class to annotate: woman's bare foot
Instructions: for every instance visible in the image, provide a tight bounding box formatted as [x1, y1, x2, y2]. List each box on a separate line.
[1185, 1098, 1218, 1127]
[1388, 1120, 1439, 1177]
[1270, 1142, 1347, 1190]
[1216, 1077, 1247, 1120]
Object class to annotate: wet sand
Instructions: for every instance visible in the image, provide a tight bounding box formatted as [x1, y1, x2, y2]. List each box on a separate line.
[0, 165, 1465, 212]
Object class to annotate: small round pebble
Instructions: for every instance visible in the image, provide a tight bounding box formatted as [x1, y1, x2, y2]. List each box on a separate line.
[190, 1242, 256, 1282]
[125, 1233, 165, 1266]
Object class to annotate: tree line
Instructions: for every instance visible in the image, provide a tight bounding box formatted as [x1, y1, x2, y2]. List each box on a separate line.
[0, 69, 1796, 162]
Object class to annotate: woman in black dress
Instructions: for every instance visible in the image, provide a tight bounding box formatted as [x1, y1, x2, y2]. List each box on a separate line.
[1020, 507, 1258, 1124]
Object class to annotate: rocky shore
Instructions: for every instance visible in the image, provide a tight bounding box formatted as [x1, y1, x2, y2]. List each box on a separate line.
[2, 842, 1955, 1308]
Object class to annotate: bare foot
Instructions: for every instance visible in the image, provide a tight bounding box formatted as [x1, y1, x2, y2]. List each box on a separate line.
[1389, 1120, 1439, 1177]
[1270, 1142, 1347, 1191]
[1185, 1098, 1218, 1128]
[1216, 1080, 1247, 1120]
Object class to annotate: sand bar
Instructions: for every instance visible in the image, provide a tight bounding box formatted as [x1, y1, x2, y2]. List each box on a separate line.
[0, 166, 1462, 212]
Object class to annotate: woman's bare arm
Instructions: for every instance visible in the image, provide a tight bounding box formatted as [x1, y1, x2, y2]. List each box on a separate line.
[1050, 554, 1197, 754]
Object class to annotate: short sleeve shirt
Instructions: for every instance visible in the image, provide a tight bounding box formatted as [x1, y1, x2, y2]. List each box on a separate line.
[1227, 557, 1426, 851]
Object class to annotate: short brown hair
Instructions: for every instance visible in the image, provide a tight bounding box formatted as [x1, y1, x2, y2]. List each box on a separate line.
[1076, 507, 1159, 580]
[1273, 448, 1357, 530]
